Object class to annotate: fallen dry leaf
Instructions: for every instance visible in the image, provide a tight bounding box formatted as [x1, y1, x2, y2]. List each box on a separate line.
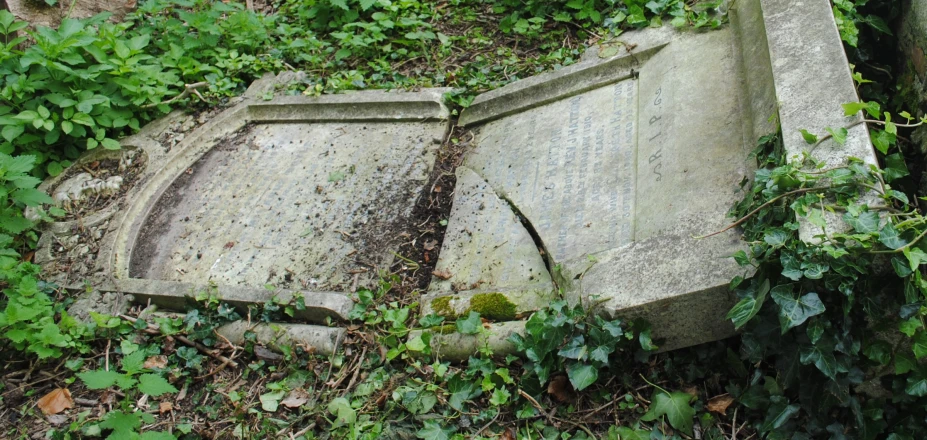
[707, 394, 735, 415]
[432, 269, 452, 280]
[500, 428, 515, 440]
[683, 385, 699, 399]
[281, 388, 310, 408]
[160, 402, 173, 414]
[143, 355, 168, 369]
[46, 414, 69, 426]
[37, 388, 74, 415]
[547, 375, 576, 403]
[423, 240, 438, 251]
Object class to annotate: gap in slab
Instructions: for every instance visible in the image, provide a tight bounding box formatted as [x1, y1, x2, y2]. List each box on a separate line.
[389, 124, 470, 294]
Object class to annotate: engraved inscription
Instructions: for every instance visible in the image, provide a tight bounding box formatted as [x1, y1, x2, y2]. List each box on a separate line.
[464, 79, 639, 262]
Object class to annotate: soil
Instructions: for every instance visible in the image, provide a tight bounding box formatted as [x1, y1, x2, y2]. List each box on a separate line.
[388, 125, 471, 299]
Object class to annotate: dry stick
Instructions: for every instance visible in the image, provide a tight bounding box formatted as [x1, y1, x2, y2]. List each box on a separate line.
[694, 185, 849, 239]
[119, 315, 239, 368]
[141, 82, 209, 109]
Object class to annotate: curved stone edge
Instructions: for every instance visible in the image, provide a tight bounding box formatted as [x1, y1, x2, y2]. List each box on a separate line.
[248, 90, 453, 122]
[409, 321, 525, 361]
[218, 321, 345, 357]
[458, 27, 673, 127]
[83, 278, 354, 324]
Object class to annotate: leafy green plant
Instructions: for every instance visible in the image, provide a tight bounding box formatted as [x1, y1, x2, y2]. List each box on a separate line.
[77, 350, 178, 438]
[510, 300, 653, 392]
[715, 112, 927, 437]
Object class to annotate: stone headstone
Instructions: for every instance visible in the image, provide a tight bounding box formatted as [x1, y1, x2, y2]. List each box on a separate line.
[419, 0, 880, 356]
[4, 0, 135, 29]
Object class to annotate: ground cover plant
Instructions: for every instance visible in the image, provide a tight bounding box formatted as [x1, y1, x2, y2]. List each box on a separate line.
[1, 0, 924, 438]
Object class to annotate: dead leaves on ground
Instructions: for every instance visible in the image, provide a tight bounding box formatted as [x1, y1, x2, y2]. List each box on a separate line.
[547, 375, 576, 403]
[707, 394, 735, 415]
[37, 388, 74, 415]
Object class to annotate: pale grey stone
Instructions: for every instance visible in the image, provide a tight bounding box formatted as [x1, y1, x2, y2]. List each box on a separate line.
[422, 166, 555, 317]
[218, 321, 345, 356]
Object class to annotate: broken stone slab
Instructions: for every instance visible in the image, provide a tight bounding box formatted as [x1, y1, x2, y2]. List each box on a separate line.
[418, 0, 879, 359]
[421, 166, 556, 320]
[218, 321, 345, 357]
[34, 71, 452, 326]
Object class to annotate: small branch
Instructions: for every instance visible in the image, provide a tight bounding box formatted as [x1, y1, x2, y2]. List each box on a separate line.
[862, 119, 925, 128]
[142, 82, 209, 109]
[695, 185, 849, 239]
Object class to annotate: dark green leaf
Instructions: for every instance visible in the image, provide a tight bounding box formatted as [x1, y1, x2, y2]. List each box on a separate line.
[640, 390, 696, 436]
[771, 288, 825, 333]
[566, 363, 598, 391]
[879, 222, 907, 250]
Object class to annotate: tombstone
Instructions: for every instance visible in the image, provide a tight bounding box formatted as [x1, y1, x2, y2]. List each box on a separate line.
[37, 0, 879, 359]
[3, 0, 135, 30]
[417, 0, 879, 359]
[35, 72, 452, 354]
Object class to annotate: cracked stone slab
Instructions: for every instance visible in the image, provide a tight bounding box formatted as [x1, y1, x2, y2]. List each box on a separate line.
[422, 166, 555, 319]
[35, 72, 451, 325]
[423, 0, 881, 359]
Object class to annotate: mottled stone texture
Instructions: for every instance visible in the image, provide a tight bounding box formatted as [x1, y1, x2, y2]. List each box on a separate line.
[4, 0, 134, 29]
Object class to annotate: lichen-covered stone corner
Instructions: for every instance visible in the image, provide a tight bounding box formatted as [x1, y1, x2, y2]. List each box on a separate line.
[422, 166, 556, 321]
[409, 321, 525, 360]
[428, 292, 518, 321]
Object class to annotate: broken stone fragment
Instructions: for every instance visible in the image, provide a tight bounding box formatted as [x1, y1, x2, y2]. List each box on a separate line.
[424, 166, 556, 320]
[52, 173, 123, 207]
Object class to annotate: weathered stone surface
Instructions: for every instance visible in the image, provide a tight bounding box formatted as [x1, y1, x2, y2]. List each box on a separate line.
[410, 321, 524, 360]
[218, 321, 345, 356]
[34, 72, 451, 326]
[130, 120, 442, 290]
[4, 0, 134, 29]
[423, 166, 555, 318]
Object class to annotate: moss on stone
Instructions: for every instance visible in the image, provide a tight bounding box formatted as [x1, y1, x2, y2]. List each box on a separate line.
[467, 293, 517, 321]
[428, 324, 457, 335]
[431, 295, 455, 317]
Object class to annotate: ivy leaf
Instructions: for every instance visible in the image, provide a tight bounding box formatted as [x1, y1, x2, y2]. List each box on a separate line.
[912, 330, 927, 359]
[456, 311, 482, 335]
[844, 210, 880, 234]
[566, 363, 598, 391]
[884, 153, 910, 182]
[328, 397, 356, 427]
[906, 376, 927, 396]
[825, 127, 848, 145]
[842, 101, 868, 116]
[727, 279, 769, 329]
[799, 129, 818, 144]
[780, 252, 803, 281]
[261, 390, 285, 412]
[879, 222, 907, 250]
[137, 374, 178, 397]
[415, 420, 456, 440]
[771, 288, 825, 333]
[613, 428, 649, 440]
[760, 396, 800, 432]
[77, 370, 122, 390]
[800, 345, 838, 380]
[640, 390, 696, 436]
[871, 128, 895, 154]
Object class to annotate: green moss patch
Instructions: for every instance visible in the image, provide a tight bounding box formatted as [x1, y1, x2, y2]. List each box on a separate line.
[468, 293, 517, 321]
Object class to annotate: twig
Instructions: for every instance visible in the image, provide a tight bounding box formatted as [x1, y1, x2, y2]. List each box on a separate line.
[732, 406, 739, 440]
[142, 82, 209, 109]
[119, 315, 238, 367]
[475, 411, 501, 436]
[695, 185, 850, 239]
